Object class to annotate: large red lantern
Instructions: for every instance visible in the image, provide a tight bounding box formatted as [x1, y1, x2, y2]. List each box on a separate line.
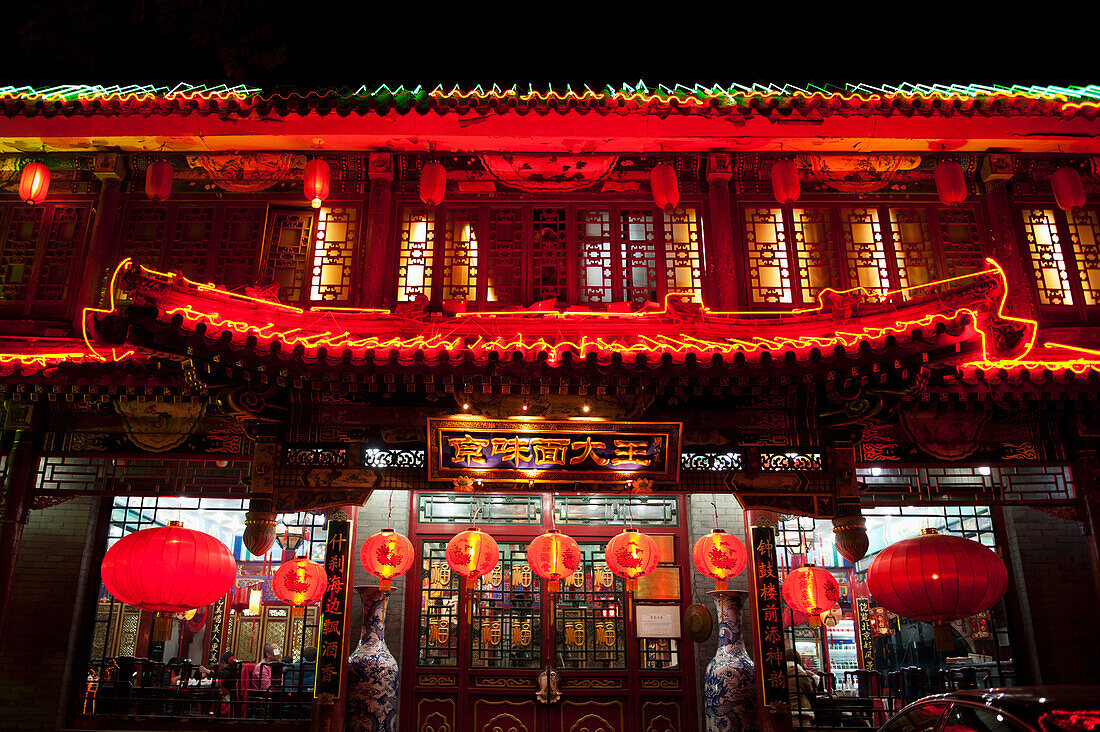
[145, 160, 174, 202]
[360, 528, 415, 591]
[771, 159, 801, 205]
[304, 158, 330, 209]
[604, 528, 659, 592]
[1051, 166, 1086, 211]
[272, 557, 327, 606]
[934, 160, 967, 206]
[100, 521, 236, 613]
[446, 527, 499, 589]
[419, 161, 447, 206]
[782, 564, 840, 626]
[651, 163, 679, 211]
[19, 162, 49, 205]
[692, 529, 747, 591]
[527, 530, 582, 592]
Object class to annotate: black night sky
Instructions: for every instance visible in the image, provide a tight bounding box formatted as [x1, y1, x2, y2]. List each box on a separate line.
[0, 2, 1096, 89]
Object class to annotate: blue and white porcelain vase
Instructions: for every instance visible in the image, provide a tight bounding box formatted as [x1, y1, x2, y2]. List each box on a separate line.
[704, 590, 758, 732]
[347, 586, 398, 732]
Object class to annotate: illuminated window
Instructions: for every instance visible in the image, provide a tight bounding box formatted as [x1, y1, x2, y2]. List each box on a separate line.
[1021, 209, 1073, 306]
[791, 208, 842, 303]
[1067, 207, 1100, 305]
[485, 208, 523, 303]
[841, 207, 891, 295]
[744, 207, 793, 304]
[662, 208, 703, 300]
[888, 208, 936, 293]
[620, 210, 659, 304]
[440, 209, 479, 302]
[577, 209, 613, 303]
[308, 207, 357, 302]
[397, 208, 435, 302]
[261, 210, 314, 305]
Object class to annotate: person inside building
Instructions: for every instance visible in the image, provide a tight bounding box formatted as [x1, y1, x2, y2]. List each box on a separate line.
[787, 647, 817, 724]
[251, 642, 282, 691]
[216, 653, 240, 715]
[284, 646, 316, 694]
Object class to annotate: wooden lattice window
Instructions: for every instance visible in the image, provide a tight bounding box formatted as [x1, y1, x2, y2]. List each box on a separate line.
[440, 209, 479, 302]
[532, 208, 569, 304]
[261, 209, 315, 305]
[620, 209, 659, 303]
[397, 208, 434, 302]
[577, 209, 613, 304]
[164, 207, 216, 277]
[888, 208, 937, 293]
[308, 207, 358, 303]
[0, 202, 91, 317]
[791, 208, 841, 304]
[485, 208, 523, 304]
[1021, 208, 1074, 306]
[841, 207, 892, 295]
[216, 207, 266, 287]
[744, 207, 793, 304]
[1066, 207, 1100, 306]
[662, 208, 703, 300]
[937, 207, 986, 280]
[120, 206, 168, 269]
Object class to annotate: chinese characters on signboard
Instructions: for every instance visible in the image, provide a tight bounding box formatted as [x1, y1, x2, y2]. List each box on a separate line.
[854, 597, 875, 671]
[206, 596, 226, 667]
[315, 517, 351, 700]
[427, 418, 681, 482]
[750, 525, 788, 707]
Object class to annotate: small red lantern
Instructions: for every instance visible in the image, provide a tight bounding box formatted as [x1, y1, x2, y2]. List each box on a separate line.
[604, 528, 659, 592]
[19, 162, 49, 205]
[1051, 166, 1086, 211]
[651, 163, 679, 211]
[360, 529, 415, 591]
[100, 521, 236, 613]
[934, 160, 967, 206]
[145, 160, 174, 202]
[419, 161, 447, 206]
[446, 526, 499, 590]
[692, 529, 747, 591]
[771, 159, 801, 205]
[528, 530, 582, 592]
[867, 528, 1007, 649]
[304, 158, 331, 209]
[782, 564, 840, 627]
[273, 557, 327, 606]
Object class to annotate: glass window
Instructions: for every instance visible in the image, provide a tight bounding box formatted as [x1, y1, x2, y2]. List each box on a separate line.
[397, 207, 434, 302]
[417, 493, 542, 525]
[944, 703, 1028, 732]
[418, 541, 459, 666]
[1066, 207, 1100, 305]
[1021, 208, 1073, 305]
[470, 543, 541, 668]
[554, 496, 679, 527]
[881, 702, 949, 732]
[555, 543, 626, 670]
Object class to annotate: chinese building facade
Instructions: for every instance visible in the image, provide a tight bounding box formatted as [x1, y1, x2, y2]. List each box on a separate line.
[0, 83, 1099, 732]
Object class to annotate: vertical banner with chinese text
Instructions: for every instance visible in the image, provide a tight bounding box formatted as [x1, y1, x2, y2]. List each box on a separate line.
[750, 525, 788, 707]
[315, 517, 352, 700]
[206, 596, 226, 667]
[854, 597, 875, 671]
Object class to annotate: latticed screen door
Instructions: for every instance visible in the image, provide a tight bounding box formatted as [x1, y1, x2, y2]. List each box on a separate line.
[554, 543, 626, 670]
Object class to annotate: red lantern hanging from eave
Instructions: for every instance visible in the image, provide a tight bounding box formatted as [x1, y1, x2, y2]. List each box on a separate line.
[782, 564, 840, 627]
[446, 526, 499, 590]
[934, 160, 967, 206]
[19, 162, 49, 205]
[100, 521, 237, 613]
[867, 528, 1008, 650]
[604, 528, 659, 593]
[1051, 166, 1087, 211]
[145, 160, 174, 202]
[273, 557, 328, 606]
[771, 159, 801, 205]
[650, 163, 679, 211]
[361, 528, 415, 591]
[419, 161, 447, 206]
[304, 158, 331, 209]
[528, 529, 582, 592]
[691, 528, 747, 591]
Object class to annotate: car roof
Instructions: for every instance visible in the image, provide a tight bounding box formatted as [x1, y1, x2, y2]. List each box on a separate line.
[916, 687, 1100, 718]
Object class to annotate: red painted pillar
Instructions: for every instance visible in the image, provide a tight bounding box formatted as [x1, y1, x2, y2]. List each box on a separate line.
[982, 183, 1039, 320]
[0, 403, 39, 646]
[361, 153, 394, 308]
[707, 154, 738, 310]
[72, 155, 124, 332]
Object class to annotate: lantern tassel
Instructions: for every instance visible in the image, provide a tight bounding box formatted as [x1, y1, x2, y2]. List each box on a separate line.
[381, 578, 391, 592]
[934, 621, 954, 652]
[715, 579, 727, 592]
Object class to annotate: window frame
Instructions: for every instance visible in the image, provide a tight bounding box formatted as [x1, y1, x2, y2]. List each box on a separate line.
[392, 198, 706, 309]
[1013, 202, 1100, 323]
[735, 198, 989, 310]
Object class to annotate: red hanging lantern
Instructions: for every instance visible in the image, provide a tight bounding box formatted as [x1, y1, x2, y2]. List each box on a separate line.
[100, 521, 237, 613]
[604, 528, 659, 593]
[145, 160, 174, 202]
[782, 564, 840, 627]
[360, 528, 415, 591]
[527, 530, 582, 592]
[1051, 166, 1087, 211]
[934, 160, 967, 206]
[691, 529, 747, 591]
[19, 162, 49, 205]
[446, 526, 499, 590]
[419, 161, 447, 206]
[304, 158, 330, 209]
[771, 159, 801, 205]
[867, 528, 1008, 650]
[272, 557, 328, 606]
[650, 163, 679, 211]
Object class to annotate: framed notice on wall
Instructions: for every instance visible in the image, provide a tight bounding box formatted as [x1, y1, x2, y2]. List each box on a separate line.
[635, 605, 681, 638]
